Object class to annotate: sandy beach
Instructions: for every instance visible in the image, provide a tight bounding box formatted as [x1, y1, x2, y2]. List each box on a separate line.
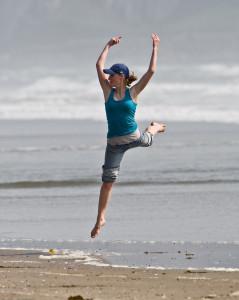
[0, 249, 238, 300]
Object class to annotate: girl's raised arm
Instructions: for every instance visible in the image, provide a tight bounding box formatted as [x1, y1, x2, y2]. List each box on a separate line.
[96, 36, 122, 100]
[130, 33, 160, 100]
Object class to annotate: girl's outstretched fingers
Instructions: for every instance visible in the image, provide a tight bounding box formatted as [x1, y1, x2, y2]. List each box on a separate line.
[151, 33, 160, 47]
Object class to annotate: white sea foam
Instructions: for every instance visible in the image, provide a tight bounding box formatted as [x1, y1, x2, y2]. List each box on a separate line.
[1, 247, 239, 271]
[0, 69, 239, 123]
[192, 267, 239, 272]
[39, 249, 103, 266]
[3, 260, 40, 264]
[0, 246, 43, 251]
[0, 144, 102, 153]
[83, 261, 111, 267]
[0, 246, 99, 265]
[39, 271, 85, 277]
[39, 250, 88, 260]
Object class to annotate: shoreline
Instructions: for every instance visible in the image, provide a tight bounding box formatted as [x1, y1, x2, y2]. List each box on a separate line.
[0, 249, 239, 300]
[1, 246, 239, 272]
[1, 239, 239, 271]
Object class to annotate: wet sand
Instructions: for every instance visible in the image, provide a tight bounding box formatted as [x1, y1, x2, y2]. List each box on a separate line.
[0, 250, 239, 299]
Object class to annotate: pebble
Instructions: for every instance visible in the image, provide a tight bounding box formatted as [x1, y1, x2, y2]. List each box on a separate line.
[230, 291, 239, 297]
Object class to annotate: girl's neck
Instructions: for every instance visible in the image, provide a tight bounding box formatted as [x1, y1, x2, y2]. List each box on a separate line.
[114, 85, 126, 97]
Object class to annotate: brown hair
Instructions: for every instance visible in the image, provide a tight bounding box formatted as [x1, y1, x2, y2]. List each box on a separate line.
[126, 71, 138, 87]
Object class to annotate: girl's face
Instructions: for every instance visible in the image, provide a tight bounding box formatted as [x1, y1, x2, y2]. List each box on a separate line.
[108, 73, 125, 88]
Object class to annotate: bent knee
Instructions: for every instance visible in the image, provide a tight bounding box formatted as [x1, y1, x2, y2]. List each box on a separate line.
[141, 131, 153, 147]
[102, 165, 120, 183]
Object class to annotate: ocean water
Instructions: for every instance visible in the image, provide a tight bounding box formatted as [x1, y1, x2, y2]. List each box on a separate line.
[0, 119, 238, 269]
[1, 64, 239, 123]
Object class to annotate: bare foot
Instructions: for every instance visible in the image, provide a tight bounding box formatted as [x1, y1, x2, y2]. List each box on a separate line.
[91, 217, 106, 238]
[147, 122, 166, 135]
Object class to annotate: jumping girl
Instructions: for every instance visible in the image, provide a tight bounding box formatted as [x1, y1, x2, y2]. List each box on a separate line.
[91, 33, 166, 238]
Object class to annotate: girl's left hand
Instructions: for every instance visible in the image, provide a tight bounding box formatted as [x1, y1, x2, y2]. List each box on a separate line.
[151, 33, 160, 48]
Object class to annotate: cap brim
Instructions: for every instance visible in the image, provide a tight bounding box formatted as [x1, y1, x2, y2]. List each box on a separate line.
[103, 69, 116, 75]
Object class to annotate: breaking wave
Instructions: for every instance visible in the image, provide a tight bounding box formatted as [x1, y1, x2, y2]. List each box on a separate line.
[0, 64, 239, 123]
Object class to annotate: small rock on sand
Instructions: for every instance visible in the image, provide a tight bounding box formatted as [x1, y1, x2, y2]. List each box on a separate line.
[230, 291, 239, 297]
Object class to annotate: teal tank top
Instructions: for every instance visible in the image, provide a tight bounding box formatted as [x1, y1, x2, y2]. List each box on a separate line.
[105, 88, 138, 138]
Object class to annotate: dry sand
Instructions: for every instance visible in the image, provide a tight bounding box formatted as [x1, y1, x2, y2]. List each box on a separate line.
[0, 249, 239, 300]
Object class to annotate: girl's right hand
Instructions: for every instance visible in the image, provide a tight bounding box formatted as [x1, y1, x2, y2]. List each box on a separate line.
[107, 36, 122, 47]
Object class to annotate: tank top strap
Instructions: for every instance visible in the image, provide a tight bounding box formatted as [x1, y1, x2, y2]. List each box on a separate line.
[126, 87, 133, 100]
[125, 87, 130, 97]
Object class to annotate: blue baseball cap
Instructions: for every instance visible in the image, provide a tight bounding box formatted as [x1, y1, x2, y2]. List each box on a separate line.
[103, 63, 129, 78]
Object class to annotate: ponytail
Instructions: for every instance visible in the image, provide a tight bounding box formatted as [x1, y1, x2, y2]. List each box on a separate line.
[126, 72, 138, 87]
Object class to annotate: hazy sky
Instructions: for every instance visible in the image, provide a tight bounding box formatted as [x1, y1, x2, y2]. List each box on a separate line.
[0, 0, 238, 68]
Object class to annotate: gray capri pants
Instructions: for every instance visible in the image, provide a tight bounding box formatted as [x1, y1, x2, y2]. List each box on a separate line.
[102, 131, 153, 182]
